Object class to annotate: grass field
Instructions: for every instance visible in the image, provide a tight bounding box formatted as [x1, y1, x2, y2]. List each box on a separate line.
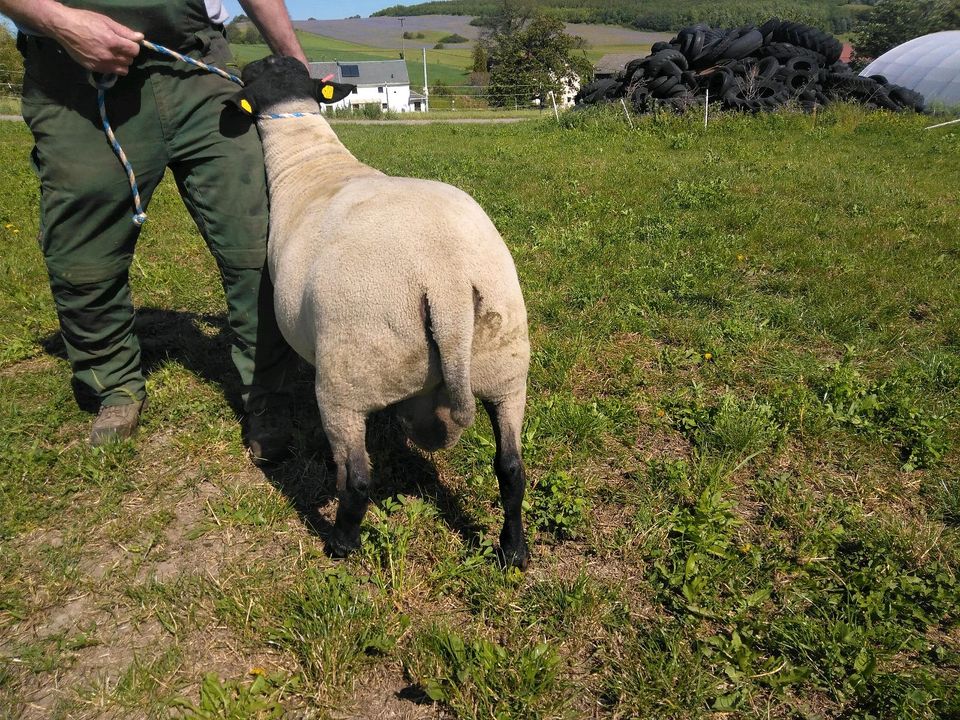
[1, 106, 959, 718]
[231, 30, 475, 89]
[291, 16, 671, 51]
[229, 26, 661, 99]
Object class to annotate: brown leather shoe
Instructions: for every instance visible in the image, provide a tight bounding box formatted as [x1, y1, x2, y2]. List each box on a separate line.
[90, 399, 145, 446]
[244, 406, 293, 466]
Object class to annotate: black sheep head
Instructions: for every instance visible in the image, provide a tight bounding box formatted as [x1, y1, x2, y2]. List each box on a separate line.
[229, 55, 354, 115]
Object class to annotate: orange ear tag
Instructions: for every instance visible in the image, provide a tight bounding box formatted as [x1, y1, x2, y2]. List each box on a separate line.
[322, 84, 335, 100]
[240, 99, 253, 114]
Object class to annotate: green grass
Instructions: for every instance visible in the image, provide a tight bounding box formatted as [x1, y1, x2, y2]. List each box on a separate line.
[1, 105, 959, 718]
[0, 97, 19, 115]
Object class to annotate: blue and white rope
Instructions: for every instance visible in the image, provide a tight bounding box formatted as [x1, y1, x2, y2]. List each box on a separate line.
[95, 38, 243, 225]
[140, 39, 242, 86]
[94, 74, 148, 226]
[259, 111, 324, 120]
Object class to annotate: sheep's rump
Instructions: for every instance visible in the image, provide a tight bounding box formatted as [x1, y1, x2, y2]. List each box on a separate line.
[275, 176, 529, 415]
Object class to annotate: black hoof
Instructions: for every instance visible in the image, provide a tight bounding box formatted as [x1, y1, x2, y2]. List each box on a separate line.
[326, 527, 361, 558]
[498, 541, 530, 571]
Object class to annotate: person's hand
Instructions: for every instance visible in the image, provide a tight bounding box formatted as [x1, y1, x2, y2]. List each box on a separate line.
[51, 6, 143, 75]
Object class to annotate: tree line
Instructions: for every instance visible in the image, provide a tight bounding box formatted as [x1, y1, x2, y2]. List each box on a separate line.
[375, 0, 868, 34]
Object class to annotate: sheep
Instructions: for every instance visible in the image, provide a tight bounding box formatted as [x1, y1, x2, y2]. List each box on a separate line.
[232, 56, 532, 569]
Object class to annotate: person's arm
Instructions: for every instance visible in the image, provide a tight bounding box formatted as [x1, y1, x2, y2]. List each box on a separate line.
[238, 0, 308, 66]
[0, 0, 142, 74]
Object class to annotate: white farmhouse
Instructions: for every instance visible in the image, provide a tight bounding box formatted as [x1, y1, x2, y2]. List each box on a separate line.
[557, 70, 581, 108]
[307, 60, 427, 113]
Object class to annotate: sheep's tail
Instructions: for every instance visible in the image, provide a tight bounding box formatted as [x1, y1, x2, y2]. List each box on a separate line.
[423, 289, 476, 428]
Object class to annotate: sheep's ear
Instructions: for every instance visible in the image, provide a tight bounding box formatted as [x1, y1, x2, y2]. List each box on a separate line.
[226, 88, 257, 116]
[313, 80, 355, 104]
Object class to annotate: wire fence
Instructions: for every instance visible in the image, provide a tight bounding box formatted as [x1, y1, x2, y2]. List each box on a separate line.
[0, 63, 566, 116]
[0, 63, 22, 113]
[417, 82, 577, 112]
[0, 63, 23, 103]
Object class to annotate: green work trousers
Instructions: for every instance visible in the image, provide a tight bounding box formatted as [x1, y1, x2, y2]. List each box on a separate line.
[20, 31, 291, 409]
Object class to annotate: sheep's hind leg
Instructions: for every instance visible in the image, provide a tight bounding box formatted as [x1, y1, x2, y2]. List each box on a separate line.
[324, 410, 371, 558]
[483, 392, 530, 570]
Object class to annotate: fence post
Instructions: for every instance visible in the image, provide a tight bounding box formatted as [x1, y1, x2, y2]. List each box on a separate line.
[925, 117, 960, 130]
[620, 98, 634, 129]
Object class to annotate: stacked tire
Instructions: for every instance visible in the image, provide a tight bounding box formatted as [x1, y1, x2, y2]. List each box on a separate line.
[575, 18, 925, 115]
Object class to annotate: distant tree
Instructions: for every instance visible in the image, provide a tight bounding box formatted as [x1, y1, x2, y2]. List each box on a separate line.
[854, 0, 959, 59]
[934, 0, 960, 26]
[226, 18, 264, 45]
[0, 26, 24, 92]
[481, 0, 539, 39]
[0, 26, 20, 71]
[486, 10, 592, 108]
[439, 33, 469, 43]
[226, 22, 245, 43]
[471, 44, 489, 73]
[469, 70, 490, 87]
[373, 0, 866, 34]
[243, 25, 264, 44]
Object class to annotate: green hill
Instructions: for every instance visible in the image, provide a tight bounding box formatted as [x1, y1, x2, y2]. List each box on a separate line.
[374, 0, 871, 33]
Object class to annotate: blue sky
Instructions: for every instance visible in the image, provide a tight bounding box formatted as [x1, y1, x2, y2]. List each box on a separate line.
[224, 1, 414, 20]
[0, 2, 420, 29]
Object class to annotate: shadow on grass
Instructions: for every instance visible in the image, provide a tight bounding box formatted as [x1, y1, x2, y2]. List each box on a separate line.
[41, 306, 487, 548]
[260, 407, 487, 551]
[41, 306, 244, 414]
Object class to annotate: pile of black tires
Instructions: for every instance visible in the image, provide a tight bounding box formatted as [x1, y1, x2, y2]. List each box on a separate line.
[576, 19, 925, 115]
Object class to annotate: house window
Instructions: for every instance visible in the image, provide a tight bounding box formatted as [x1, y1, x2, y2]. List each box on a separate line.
[382, 103, 388, 110]
[351, 88, 358, 94]
[378, 86, 385, 93]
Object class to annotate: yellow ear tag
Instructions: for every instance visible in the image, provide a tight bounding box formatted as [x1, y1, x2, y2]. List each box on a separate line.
[240, 99, 253, 114]
[322, 84, 335, 101]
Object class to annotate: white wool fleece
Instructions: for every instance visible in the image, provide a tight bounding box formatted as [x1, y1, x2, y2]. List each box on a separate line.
[256, 100, 530, 433]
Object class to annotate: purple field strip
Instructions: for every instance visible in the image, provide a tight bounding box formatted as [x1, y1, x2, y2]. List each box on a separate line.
[294, 16, 482, 49]
[293, 16, 672, 50]
[566, 24, 672, 46]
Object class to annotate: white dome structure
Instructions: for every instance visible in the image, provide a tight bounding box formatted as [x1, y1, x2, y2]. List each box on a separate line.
[861, 31, 960, 108]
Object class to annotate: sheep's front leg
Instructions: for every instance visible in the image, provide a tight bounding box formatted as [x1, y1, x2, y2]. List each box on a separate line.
[483, 394, 530, 570]
[323, 410, 371, 558]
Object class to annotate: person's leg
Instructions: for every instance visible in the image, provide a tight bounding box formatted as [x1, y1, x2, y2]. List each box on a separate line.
[21, 42, 167, 433]
[159, 44, 295, 459]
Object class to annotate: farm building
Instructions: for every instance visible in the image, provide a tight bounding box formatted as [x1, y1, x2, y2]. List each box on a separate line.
[556, 71, 582, 108]
[307, 60, 426, 113]
[861, 31, 960, 109]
